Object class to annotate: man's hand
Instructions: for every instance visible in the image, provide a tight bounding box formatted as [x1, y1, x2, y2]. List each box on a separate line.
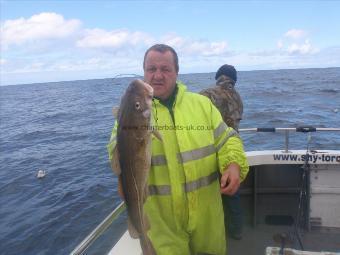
[220, 163, 241, 196]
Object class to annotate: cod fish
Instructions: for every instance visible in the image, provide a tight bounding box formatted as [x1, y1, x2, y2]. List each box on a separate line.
[114, 79, 158, 255]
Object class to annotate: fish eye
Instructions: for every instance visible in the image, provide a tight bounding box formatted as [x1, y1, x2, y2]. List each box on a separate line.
[135, 101, 141, 110]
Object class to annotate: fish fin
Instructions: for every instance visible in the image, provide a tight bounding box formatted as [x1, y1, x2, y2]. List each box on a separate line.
[110, 146, 121, 175]
[152, 129, 162, 141]
[143, 185, 149, 204]
[127, 217, 139, 239]
[112, 106, 119, 119]
[140, 233, 156, 255]
[143, 214, 151, 231]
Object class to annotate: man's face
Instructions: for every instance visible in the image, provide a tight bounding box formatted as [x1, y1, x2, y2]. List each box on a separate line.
[144, 50, 178, 100]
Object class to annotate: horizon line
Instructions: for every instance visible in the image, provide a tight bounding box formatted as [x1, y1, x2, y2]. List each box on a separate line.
[1, 66, 339, 87]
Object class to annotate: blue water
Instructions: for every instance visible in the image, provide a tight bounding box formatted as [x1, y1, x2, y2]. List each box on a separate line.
[0, 68, 339, 255]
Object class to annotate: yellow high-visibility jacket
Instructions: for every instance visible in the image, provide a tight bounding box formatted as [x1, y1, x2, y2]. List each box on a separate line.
[107, 82, 249, 255]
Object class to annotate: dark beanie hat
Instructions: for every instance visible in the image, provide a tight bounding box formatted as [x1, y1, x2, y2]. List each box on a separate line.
[215, 64, 237, 82]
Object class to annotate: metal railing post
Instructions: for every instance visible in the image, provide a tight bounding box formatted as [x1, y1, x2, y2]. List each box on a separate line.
[285, 130, 289, 152]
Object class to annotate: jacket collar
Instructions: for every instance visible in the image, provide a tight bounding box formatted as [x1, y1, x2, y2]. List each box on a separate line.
[153, 82, 186, 107]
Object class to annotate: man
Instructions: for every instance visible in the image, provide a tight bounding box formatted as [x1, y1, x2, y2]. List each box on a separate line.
[200, 64, 244, 240]
[108, 44, 249, 255]
[200, 64, 243, 131]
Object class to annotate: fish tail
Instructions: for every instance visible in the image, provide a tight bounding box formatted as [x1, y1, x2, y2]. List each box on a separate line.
[140, 234, 156, 255]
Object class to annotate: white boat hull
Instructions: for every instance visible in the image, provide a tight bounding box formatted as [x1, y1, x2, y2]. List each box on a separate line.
[109, 149, 340, 255]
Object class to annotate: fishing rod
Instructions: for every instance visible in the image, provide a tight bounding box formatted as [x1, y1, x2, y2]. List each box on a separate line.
[240, 126, 340, 252]
[239, 127, 340, 132]
[293, 132, 312, 250]
[239, 126, 340, 153]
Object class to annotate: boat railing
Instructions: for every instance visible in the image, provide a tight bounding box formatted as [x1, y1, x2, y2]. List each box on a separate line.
[69, 201, 126, 255]
[70, 126, 340, 255]
[238, 126, 340, 152]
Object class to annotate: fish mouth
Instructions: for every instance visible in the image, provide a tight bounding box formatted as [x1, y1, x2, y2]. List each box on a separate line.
[142, 109, 151, 118]
[141, 80, 154, 97]
[138, 80, 153, 109]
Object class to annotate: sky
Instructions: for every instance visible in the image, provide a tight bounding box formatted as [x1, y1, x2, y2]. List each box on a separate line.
[1, 0, 340, 85]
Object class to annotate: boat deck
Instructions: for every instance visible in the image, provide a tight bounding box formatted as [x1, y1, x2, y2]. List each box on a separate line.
[70, 149, 340, 255]
[228, 161, 340, 254]
[227, 224, 340, 254]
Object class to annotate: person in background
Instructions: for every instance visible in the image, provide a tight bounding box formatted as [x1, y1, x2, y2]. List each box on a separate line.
[108, 44, 249, 254]
[200, 64, 244, 240]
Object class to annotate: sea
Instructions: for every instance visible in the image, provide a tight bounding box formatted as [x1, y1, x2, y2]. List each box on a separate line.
[0, 67, 339, 255]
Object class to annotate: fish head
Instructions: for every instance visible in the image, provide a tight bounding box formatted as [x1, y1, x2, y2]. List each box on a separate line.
[118, 79, 154, 137]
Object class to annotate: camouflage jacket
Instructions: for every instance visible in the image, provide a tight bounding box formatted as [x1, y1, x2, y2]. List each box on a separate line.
[200, 75, 243, 131]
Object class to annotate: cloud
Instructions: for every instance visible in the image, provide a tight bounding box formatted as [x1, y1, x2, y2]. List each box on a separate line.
[186, 41, 228, 56]
[284, 29, 307, 39]
[278, 29, 318, 55]
[76, 29, 154, 48]
[76, 30, 229, 58]
[1, 12, 81, 48]
[1, 11, 229, 58]
[75, 30, 230, 61]
[2, 12, 339, 86]
[287, 39, 319, 54]
[277, 40, 283, 49]
[161, 33, 229, 57]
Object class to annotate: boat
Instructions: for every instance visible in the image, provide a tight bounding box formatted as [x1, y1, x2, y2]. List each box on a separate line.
[70, 127, 340, 255]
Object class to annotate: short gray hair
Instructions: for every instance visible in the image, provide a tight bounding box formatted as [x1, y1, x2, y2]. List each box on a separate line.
[143, 44, 179, 73]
